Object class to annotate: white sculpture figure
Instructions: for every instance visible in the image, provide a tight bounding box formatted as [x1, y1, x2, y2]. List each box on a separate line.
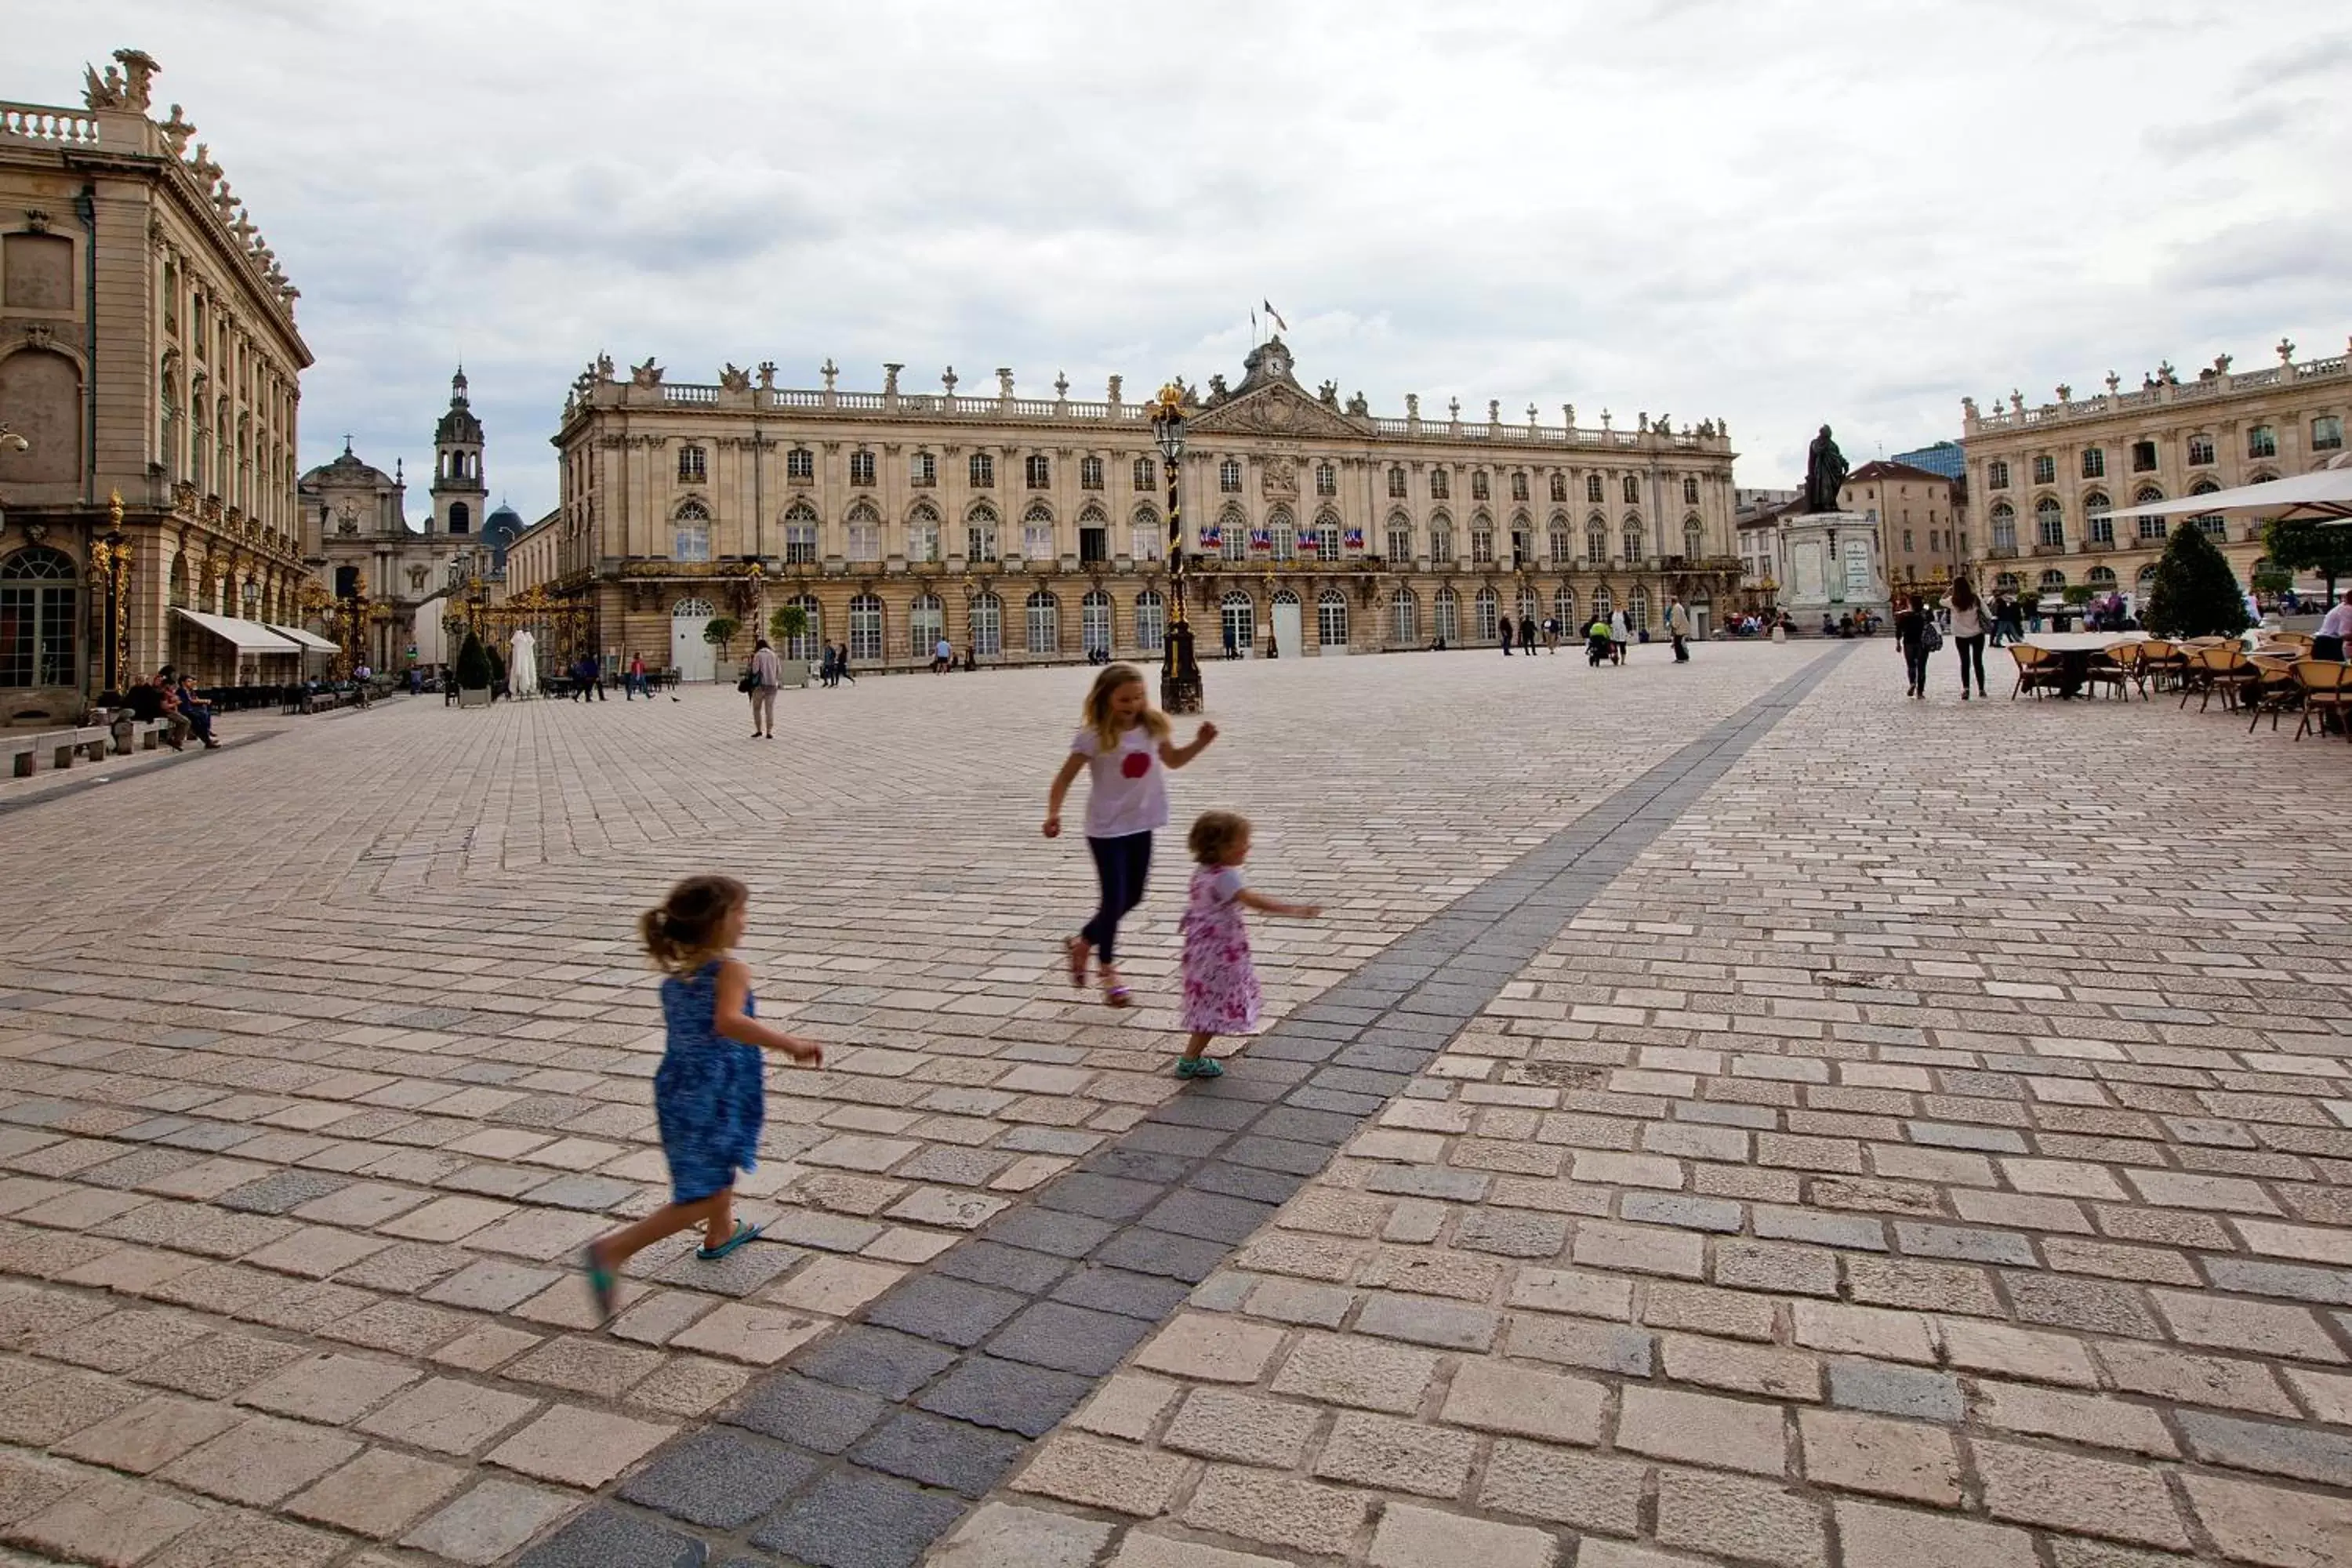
[509, 630, 539, 699]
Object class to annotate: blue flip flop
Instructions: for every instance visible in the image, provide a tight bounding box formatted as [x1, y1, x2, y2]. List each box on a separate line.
[583, 1247, 617, 1318]
[696, 1220, 764, 1261]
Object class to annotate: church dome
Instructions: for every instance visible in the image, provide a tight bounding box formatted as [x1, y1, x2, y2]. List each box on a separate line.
[481, 503, 525, 568]
[301, 438, 393, 489]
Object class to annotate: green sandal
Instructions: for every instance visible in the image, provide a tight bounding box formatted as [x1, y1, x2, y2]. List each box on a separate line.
[583, 1247, 618, 1318]
[696, 1220, 764, 1261]
[1174, 1056, 1224, 1080]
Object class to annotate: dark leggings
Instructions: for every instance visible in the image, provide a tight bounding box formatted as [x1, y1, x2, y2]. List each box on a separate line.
[1083, 833, 1152, 967]
[1903, 642, 1930, 691]
[1955, 634, 1987, 691]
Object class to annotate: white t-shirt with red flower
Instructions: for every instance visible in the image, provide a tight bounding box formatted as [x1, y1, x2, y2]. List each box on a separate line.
[1070, 724, 1168, 840]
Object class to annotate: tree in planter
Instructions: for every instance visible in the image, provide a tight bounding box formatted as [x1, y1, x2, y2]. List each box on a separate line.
[703, 616, 742, 668]
[2264, 514, 2352, 601]
[454, 629, 493, 691]
[768, 603, 809, 652]
[2143, 519, 2252, 639]
[486, 644, 508, 695]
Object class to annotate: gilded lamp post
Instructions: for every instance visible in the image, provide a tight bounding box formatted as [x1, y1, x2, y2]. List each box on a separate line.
[1150, 383, 1203, 713]
[88, 490, 136, 699]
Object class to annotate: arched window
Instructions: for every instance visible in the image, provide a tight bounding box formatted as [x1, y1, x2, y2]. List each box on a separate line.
[2039, 570, 2067, 593]
[1469, 517, 1494, 565]
[2132, 488, 2168, 542]
[1133, 590, 1165, 654]
[1553, 585, 1576, 629]
[1433, 586, 1459, 645]
[2189, 479, 2227, 536]
[1131, 503, 1163, 562]
[779, 593, 822, 660]
[1269, 506, 1296, 563]
[1990, 503, 2016, 553]
[848, 592, 884, 661]
[673, 499, 712, 562]
[1548, 518, 1571, 566]
[1550, 474, 1568, 503]
[1428, 514, 1455, 565]
[1682, 517, 1704, 560]
[1622, 475, 1640, 505]
[0, 547, 78, 688]
[2034, 497, 2063, 548]
[783, 500, 820, 564]
[1025, 589, 1059, 654]
[2082, 491, 2112, 545]
[1219, 503, 1248, 562]
[2135, 564, 2157, 598]
[449, 501, 471, 535]
[159, 368, 180, 481]
[909, 593, 944, 655]
[1312, 508, 1341, 559]
[1473, 586, 1499, 642]
[1220, 591, 1255, 653]
[167, 553, 188, 608]
[1388, 466, 1407, 499]
[1389, 586, 1418, 645]
[966, 503, 1000, 562]
[907, 503, 942, 563]
[1585, 474, 1603, 504]
[1022, 503, 1055, 561]
[846, 501, 881, 563]
[1586, 519, 1607, 566]
[970, 591, 1004, 656]
[969, 452, 995, 488]
[1516, 586, 1540, 623]
[1593, 586, 1613, 619]
[1509, 514, 1532, 568]
[1622, 519, 1645, 564]
[1994, 573, 2020, 595]
[1628, 586, 1650, 632]
[1386, 512, 1414, 563]
[1317, 590, 1348, 648]
[1080, 589, 1112, 655]
[2086, 566, 2118, 589]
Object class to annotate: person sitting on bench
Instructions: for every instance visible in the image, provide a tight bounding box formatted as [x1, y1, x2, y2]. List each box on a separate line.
[125, 669, 191, 750]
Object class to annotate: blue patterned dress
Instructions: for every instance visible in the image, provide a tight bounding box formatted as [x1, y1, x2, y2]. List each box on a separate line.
[654, 960, 766, 1204]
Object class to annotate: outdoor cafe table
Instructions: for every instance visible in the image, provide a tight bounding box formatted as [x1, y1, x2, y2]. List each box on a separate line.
[2019, 630, 2146, 698]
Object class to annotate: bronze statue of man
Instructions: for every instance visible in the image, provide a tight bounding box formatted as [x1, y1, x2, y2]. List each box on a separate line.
[1804, 424, 1849, 512]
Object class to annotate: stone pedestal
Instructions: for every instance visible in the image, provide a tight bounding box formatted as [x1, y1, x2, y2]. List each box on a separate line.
[1778, 511, 1889, 627]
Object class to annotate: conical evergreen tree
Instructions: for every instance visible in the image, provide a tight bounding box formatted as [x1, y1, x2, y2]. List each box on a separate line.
[2142, 522, 2250, 639]
[455, 629, 493, 690]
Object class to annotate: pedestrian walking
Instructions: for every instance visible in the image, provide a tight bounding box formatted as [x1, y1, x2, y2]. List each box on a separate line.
[818, 644, 838, 688]
[1610, 608, 1631, 665]
[1500, 618, 1515, 656]
[1946, 576, 1988, 701]
[1542, 617, 1560, 654]
[1667, 597, 1692, 662]
[626, 651, 648, 699]
[580, 875, 822, 1318]
[1519, 615, 1537, 659]
[1896, 592, 1933, 699]
[746, 637, 782, 738]
[1173, 811, 1320, 1080]
[932, 637, 953, 674]
[1042, 663, 1218, 1010]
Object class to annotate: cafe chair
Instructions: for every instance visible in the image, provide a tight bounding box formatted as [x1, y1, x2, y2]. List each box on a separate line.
[2292, 659, 2352, 742]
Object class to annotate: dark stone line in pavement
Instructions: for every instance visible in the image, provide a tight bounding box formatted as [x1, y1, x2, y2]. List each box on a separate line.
[524, 645, 1853, 1568]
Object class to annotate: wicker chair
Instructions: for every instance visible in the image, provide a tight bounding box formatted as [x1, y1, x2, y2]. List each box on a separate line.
[2245, 659, 2303, 733]
[2292, 659, 2352, 742]
[2006, 644, 2060, 699]
[2084, 648, 2132, 700]
[2136, 637, 2184, 693]
[2183, 646, 2257, 714]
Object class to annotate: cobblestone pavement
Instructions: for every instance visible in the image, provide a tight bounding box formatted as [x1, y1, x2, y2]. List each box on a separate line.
[0, 641, 1828, 1566]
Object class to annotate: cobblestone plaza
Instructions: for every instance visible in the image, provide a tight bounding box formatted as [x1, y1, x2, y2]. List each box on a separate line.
[2, 642, 2350, 1567]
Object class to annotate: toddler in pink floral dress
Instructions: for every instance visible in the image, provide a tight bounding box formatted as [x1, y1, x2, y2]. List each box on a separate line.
[1177, 811, 1321, 1079]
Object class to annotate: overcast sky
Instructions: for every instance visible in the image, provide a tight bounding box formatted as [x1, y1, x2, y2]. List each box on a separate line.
[20, 2, 2350, 525]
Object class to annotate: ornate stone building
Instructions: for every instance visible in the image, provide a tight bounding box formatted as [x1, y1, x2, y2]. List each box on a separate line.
[0, 49, 315, 721]
[1960, 338, 2350, 607]
[521, 338, 1741, 677]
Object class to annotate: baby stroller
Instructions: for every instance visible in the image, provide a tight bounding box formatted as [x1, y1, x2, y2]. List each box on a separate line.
[1585, 624, 1612, 666]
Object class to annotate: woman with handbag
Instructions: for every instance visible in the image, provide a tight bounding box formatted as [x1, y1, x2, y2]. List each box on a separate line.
[746, 638, 782, 738]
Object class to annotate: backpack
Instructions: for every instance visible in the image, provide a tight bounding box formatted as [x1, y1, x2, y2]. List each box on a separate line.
[1922, 619, 1944, 652]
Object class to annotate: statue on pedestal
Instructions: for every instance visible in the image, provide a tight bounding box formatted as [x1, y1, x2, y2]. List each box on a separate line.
[1802, 424, 1849, 513]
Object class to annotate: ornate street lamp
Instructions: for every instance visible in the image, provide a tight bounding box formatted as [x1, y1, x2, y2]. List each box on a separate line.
[87, 490, 135, 700]
[1150, 383, 1203, 712]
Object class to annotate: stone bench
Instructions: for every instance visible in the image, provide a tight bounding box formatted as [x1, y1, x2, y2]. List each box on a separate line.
[4, 725, 114, 779]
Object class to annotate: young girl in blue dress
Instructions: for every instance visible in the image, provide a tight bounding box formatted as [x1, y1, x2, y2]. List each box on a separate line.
[583, 874, 822, 1316]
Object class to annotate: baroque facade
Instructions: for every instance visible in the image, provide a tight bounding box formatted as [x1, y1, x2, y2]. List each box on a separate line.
[0, 49, 315, 721]
[517, 338, 1742, 677]
[1961, 338, 2350, 605]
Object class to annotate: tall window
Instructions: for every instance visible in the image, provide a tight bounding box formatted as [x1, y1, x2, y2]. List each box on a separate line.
[2040, 570, 2066, 595]
[849, 450, 877, 487]
[909, 593, 944, 655]
[2187, 434, 2216, 466]
[846, 503, 881, 562]
[970, 452, 995, 488]
[2131, 440, 2158, 472]
[1683, 477, 1700, 505]
[1622, 520, 1644, 563]
[1132, 505, 1163, 562]
[673, 501, 712, 561]
[1270, 510, 1296, 563]
[2031, 455, 2056, 485]
[1388, 466, 1407, 499]
[1430, 470, 1450, 501]
[1220, 592, 1255, 654]
[1080, 589, 1112, 655]
[1317, 590, 1348, 648]
[787, 446, 814, 481]
[967, 504, 1000, 562]
[2035, 497, 2064, 547]
[1134, 456, 1156, 490]
[1429, 516, 1454, 564]
[1219, 458, 1242, 493]
[1470, 522, 1495, 564]
[1316, 462, 1338, 497]
[1593, 586, 1612, 620]
[1990, 502, 2016, 553]
[1220, 506, 1248, 561]
[848, 593, 884, 661]
[2085, 492, 2112, 545]
[1548, 520, 1571, 565]
[1622, 476, 1639, 504]
[1550, 474, 1567, 503]
[1586, 521, 1607, 565]
[1473, 586, 1498, 641]
[2313, 416, 2344, 452]
[1472, 472, 1490, 502]
[780, 594, 822, 659]
[2081, 448, 2105, 478]
[1511, 472, 1530, 503]
[1586, 474, 1603, 503]
[1313, 511, 1341, 558]
[2248, 424, 2277, 459]
[910, 451, 936, 487]
[1433, 586, 1459, 645]
[971, 591, 1003, 655]
[1078, 506, 1109, 564]
[1553, 586, 1576, 630]
[1389, 586, 1417, 645]
[1628, 586, 1650, 633]
[1080, 456, 1104, 490]
[678, 445, 708, 482]
[1133, 590, 1165, 653]
[1022, 503, 1054, 561]
[1387, 514, 1414, 562]
[1024, 590, 1059, 654]
[0, 548, 76, 688]
[1025, 454, 1051, 488]
[1683, 518, 1704, 560]
[1987, 459, 2010, 489]
[782, 501, 818, 564]
[2133, 488, 2167, 541]
[907, 504, 941, 562]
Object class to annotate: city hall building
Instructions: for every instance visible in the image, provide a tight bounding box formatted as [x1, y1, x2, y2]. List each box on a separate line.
[510, 337, 1743, 677]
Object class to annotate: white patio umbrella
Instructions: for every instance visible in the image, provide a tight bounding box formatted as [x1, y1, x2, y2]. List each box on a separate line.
[2101, 452, 2352, 525]
[510, 630, 539, 698]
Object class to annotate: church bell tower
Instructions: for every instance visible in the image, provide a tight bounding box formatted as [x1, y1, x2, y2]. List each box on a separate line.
[429, 367, 488, 536]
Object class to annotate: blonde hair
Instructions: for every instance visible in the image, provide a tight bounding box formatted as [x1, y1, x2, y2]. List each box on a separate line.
[1082, 662, 1171, 751]
[641, 874, 748, 975]
[1188, 810, 1250, 866]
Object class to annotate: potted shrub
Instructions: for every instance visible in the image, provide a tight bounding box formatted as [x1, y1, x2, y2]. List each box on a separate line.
[454, 629, 494, 709]
[768, 604, 813, 688]
[2143, 522, 2252, 640]
[702, 615, 741, 684]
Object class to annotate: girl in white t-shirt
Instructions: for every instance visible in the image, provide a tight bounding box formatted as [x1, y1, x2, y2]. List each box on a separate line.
[1044, 663, 1218, 1007]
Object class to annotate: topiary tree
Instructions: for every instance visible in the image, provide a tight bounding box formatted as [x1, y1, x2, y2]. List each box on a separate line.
[2264, 514, 2352, 600]
[486, 644, 507, 688]
[703, 616, 741, 662]
[2143, 521, 2252, 639]
[768, 604, 808, 649]
[455, 629, 492, 691]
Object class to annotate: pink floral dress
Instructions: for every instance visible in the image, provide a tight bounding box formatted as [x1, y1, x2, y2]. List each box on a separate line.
[1180, 865, 1261, 1036]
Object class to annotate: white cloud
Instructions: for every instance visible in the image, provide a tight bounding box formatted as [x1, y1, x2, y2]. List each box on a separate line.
[19, 0, 2350, 522]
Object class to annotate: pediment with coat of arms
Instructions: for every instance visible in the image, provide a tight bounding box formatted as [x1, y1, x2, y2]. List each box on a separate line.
[1183, 338, 1372, 442]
